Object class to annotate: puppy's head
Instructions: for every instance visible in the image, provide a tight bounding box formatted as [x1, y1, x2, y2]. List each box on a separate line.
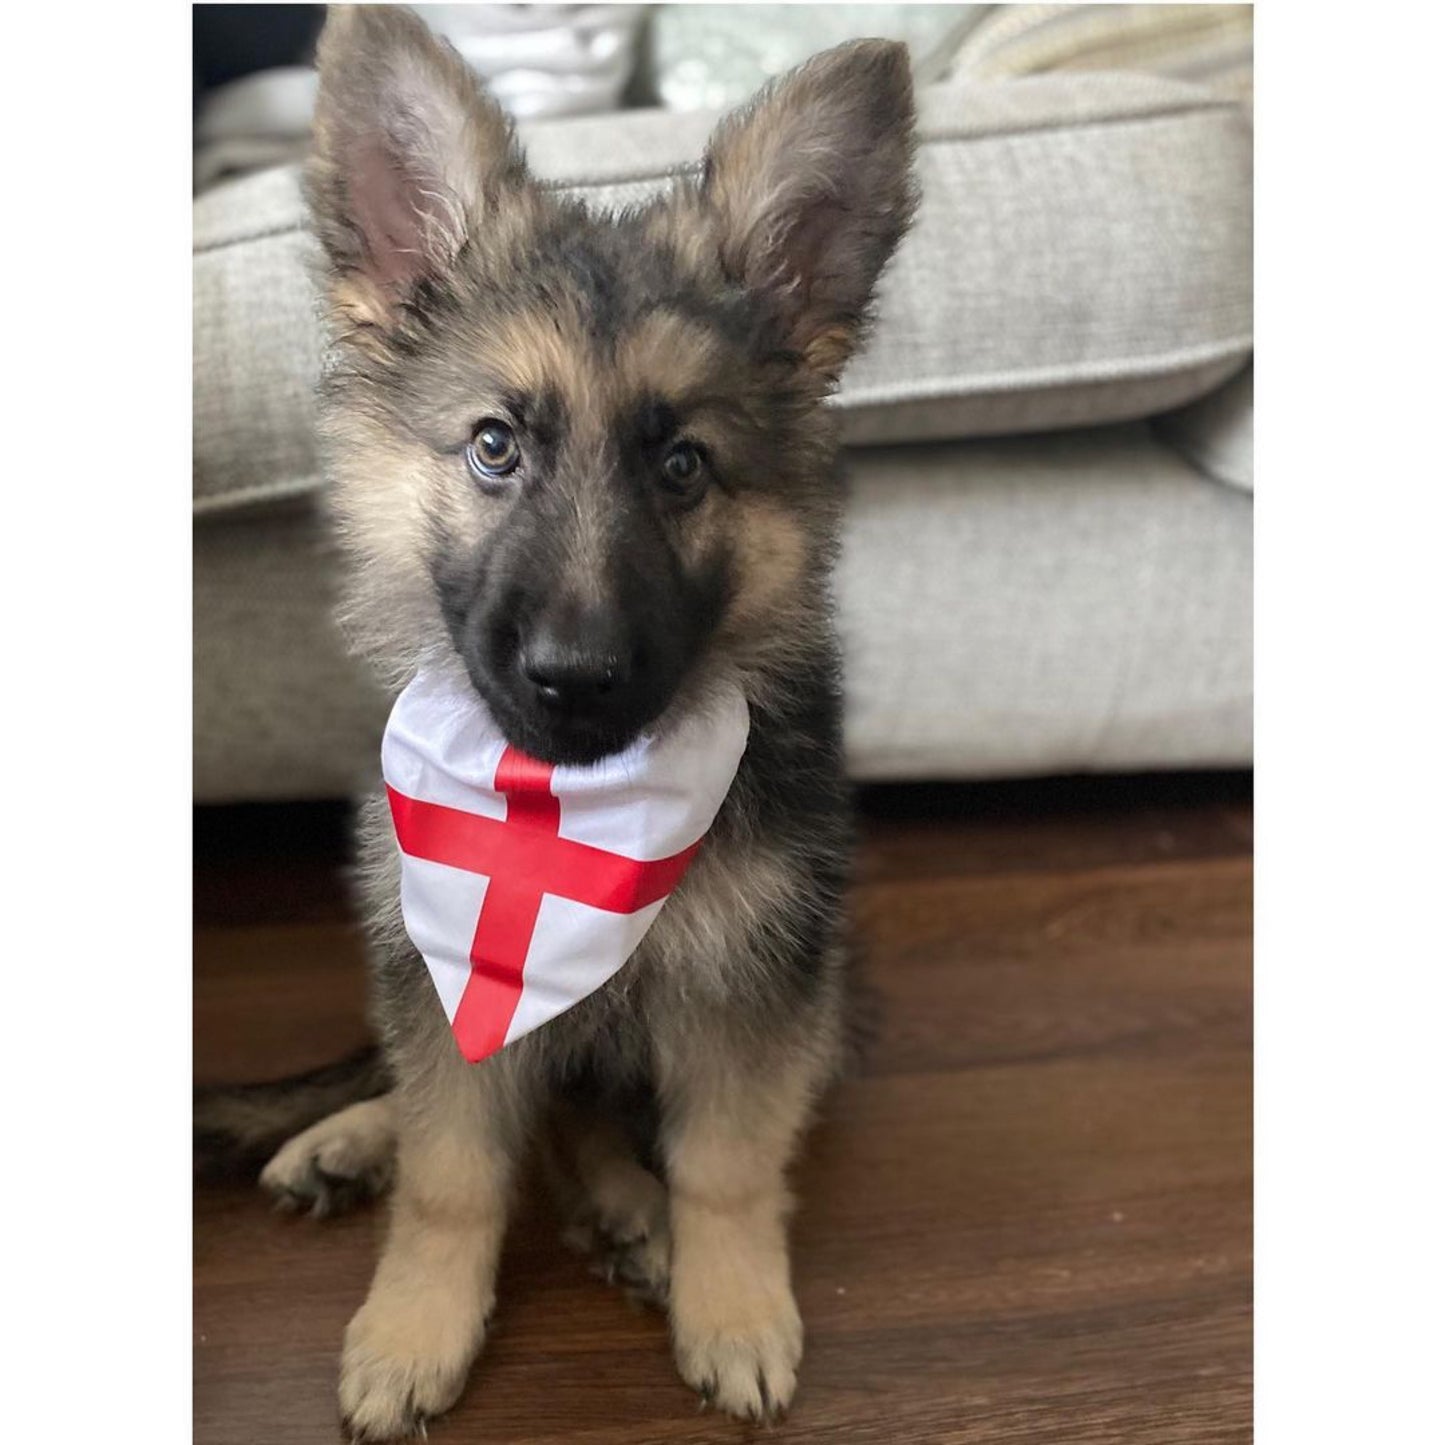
[309, 4, 915, 763]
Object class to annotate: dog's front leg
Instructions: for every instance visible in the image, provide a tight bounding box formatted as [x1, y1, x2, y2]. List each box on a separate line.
[339, 1036, 533, 1441]
[658, 1027, 830, 1421]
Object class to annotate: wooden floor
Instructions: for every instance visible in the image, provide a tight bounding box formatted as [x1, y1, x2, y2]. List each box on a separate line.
[194, 773, 1252, 1445]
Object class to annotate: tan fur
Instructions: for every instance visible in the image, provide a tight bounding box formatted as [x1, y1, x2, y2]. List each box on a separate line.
[658, 1036, 831, 1418]
[715, 496, 811, 649]
[340, 1033, 535, 1439]
[483, 305, 595, 408]
[569, 1114, 664, 1233]
[613, 309, 737, 407]
[329, 274, 403, 338]
[274, 12, 918, 1436]
[261, 1096, 396, 1209]
[803, 325, 858, 383]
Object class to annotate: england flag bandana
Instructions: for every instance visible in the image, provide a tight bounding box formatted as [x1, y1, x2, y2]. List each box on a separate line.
[381, 668, 750, 1063]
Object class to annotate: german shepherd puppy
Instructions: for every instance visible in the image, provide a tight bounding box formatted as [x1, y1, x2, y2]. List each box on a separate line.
[198, 6, 916, 1436]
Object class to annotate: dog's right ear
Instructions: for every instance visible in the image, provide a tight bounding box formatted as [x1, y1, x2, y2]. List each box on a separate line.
[307, 4, 530, 331]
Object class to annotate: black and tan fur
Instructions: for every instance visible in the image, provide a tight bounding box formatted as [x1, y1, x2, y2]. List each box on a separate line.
[197, 5, 916, 1436]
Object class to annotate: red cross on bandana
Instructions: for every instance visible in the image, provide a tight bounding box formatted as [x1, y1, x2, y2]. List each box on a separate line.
[387, 746, 702, 1061]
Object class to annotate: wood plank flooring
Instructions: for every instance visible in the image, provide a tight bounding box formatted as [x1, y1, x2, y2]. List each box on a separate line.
[195, 773, 1252, 1444]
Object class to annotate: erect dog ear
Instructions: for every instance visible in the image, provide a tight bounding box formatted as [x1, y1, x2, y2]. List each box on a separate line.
[306, 4, 531, 330]
[699, 39, 918, 386]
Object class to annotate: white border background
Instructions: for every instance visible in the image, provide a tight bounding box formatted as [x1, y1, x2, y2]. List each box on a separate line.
[5, 3, 192, 1437]
[1254, 1, 1442, 1440]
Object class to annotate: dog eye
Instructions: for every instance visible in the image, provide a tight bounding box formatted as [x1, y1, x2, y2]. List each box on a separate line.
[468, 420, 521, 480]
[660, 441, 703, 490]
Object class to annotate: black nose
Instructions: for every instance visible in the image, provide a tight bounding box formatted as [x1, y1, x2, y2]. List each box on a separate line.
[519, 609, 634, 709]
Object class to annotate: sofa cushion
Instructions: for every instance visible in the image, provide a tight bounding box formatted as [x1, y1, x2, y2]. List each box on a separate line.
[194, 71, 1252, 513]
[948, 3, 1254, 112]
[644, 4, 989, 109]
[194, 422, 1250, 801]
[838, 424, 1252, 779]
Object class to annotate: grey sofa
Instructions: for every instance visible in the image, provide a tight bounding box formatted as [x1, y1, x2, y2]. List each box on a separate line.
[193, 67, 1252, 801]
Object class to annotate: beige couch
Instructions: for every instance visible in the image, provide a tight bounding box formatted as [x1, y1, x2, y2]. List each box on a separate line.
[193, 66, 1252, 801]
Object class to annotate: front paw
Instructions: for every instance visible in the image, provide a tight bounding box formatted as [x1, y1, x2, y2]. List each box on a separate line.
[670, 1270, 803, 1420]
[261, 1106, 394, 1219]
[338, 1293, 481, 1441]
[562, 1161, 672, 1306]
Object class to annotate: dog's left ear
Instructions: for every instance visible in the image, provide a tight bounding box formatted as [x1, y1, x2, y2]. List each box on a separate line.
[699, 40, 917, 386]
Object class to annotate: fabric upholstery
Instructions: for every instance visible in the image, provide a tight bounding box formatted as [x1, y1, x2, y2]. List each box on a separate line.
[193, 71, 1252, 512]
[645, 4, 987, 108]
[1153, 362, 1253, 493]
[194, 423, 1251, 801]
[948, 3, 1254, 111]
[838, 424, 1252, 780]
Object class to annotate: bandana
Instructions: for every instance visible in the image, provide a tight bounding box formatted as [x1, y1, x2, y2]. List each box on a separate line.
[381, 668, 750, 1063]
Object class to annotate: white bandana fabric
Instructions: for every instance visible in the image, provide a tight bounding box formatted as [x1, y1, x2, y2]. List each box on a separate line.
[381, 669, 750, 1063]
